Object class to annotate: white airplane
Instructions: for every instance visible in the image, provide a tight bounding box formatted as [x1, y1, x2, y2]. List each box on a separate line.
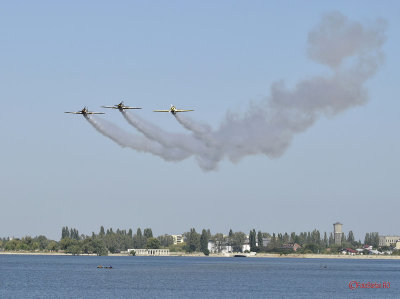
[64, 107, 105, 115]
[154, 105, 194, 115]
[101, 101, 142, 111]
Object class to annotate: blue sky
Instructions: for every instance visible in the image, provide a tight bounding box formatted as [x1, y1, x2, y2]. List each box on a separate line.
[0, 1, 399, 241]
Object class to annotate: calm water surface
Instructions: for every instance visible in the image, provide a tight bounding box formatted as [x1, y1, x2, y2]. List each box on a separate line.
[0, 255, 399, 298]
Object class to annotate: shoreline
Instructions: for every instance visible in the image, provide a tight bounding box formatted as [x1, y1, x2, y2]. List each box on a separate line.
[1, 251, 400, 260]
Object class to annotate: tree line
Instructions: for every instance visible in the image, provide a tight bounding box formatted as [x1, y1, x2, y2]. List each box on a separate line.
[0, 227, 384, 255]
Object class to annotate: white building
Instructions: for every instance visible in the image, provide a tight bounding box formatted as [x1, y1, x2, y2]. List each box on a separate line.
[208, 241, 232, 254]
[207, 241, 253, 253]
[396, 241, 400, 250]
[128, 249, 169, 256]
[171, 235, 184, 245]
[379, 236, 400, 247]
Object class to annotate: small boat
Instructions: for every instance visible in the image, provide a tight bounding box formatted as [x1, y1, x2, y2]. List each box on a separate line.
[234, 254, 247, 257]
[97, 265, 112, 269]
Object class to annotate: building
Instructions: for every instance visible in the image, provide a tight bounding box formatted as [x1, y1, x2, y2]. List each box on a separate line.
[333, 222, 343, 245]
[128, 249, 169, 256]
[396, 241, 400, 250]
[242, 241, 251, 252]
[171, 235, 184, 245]
[342, 248, 357, 255]
[378, 235, 400, 247]
[208, 241, 232, 254]
[207, 241, 253, 254]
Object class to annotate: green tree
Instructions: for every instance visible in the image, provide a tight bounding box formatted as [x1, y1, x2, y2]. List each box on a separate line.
[144, 228, 153, 239]
[60, 238, 75, 251]
[329, 244, 342, 254]
[61, 227, 70, 239]
[301, 244, 321, 254]
[283, 232, 290, 244]
[341, 233, 346, 244]
[257, 231, 263, 248]
[168, 242, 186, 252]
[370, 232, 379, 248]
[99, 226, 105, 237]
[206, 229, 212, 240]
[268, 233, 278, 249]
[311, 230, 321, 245]
[22, 236, 33, 250]
[134, 228, 145, 248]
[67, 244, 82, 255]
[323, 232, 328, 248]
[347, 230, 355, 246]
[31, 242, 40, 251]
[232, 232, 246, 252]
[329, 233, 334, 245]
[157, 235, 174, 247]
[34, 235, 49, 250]
[5, 239, 19, 251]
[364, 233, 370, 245]
[249, 229, 257, 251]
[186, 228, 200, 252]
[200, 229, 209, 254]
[146, 238, 160, 249]
[47, 241, 59, 251]
[92, 238, 108, 256]
[68, 228, 80, 240]
[81, 238, 95, 254]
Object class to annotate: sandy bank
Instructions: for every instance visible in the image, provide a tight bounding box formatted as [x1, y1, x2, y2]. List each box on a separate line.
[251, 253, 400, 260]
[0, 251, 71, 256]
[1, 251, 400, 260]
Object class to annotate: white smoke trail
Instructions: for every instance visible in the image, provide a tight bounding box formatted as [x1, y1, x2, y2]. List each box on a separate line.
[89, 12, 386, 171]
[121, 110, 221, 170]
[84, 115, 190, 161]
[171, 12, 386, 166]
[174, 114, 212, 137]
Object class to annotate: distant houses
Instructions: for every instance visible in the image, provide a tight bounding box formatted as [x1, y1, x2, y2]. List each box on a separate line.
[207, 236, 301, 254]
[341, 245, 392, 256]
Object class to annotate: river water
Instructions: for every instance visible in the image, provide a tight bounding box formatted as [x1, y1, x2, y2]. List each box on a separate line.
[0, 255, 398, 298]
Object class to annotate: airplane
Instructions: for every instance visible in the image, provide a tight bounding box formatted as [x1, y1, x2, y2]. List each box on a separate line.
[153, 105, 194, 115]
[64, 107, 105, 115]
[101, 101, 142, 111]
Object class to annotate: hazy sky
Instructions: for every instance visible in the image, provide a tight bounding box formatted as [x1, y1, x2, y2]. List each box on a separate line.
[1, 1, 399, 241]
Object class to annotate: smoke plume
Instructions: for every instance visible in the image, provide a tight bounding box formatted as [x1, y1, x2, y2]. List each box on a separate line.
[87, 12, 386, 170]
[85, 115, 190, 161]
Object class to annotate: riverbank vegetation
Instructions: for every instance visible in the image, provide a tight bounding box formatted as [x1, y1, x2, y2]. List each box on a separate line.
[0, 227, 391, 256]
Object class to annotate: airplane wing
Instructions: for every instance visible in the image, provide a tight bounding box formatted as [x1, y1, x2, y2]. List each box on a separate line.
[101, 106, 118, 109]
[124, 107, 142, 109]
[175, 110, 194, 112]
[153, 110, 171, 112]
[64, 112, 82, 114]
[86, 112, 105, 114]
